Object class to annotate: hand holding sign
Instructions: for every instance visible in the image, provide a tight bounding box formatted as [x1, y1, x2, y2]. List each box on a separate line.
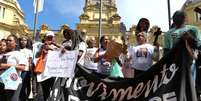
[0, 66, 22, 90]
[104, 40, 123, 61]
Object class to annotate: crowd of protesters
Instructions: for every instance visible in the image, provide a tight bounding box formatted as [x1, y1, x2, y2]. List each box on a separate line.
[0, 10, 201, 101]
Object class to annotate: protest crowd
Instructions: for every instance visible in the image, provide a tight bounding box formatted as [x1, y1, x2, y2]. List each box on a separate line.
[1, 10, 201, 101]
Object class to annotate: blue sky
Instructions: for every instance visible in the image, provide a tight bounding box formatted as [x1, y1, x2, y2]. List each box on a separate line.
[19, 0, 84, 30]
[18, 0, 185, 31]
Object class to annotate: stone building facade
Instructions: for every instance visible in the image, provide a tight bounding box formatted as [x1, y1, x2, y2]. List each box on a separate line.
[77, 0, 124, 40]
[182, 0, 201, 29]
[0, 0, 27, 39]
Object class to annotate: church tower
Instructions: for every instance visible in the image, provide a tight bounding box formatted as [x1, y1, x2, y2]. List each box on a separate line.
[77, 0, 123, 40]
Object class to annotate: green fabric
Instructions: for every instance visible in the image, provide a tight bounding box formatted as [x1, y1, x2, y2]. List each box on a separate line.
[110, 59, 124, 78]
[164, 25, 201, 49]
[164, 28, 176, 49]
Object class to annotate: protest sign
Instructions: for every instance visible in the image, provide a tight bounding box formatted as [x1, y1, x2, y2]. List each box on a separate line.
[0, 66, 22, 90]
[44, 50, 78, 77]
[84, 48, 98, 70]
[104, 40, 123, 60]
[37, 72, 50, 82]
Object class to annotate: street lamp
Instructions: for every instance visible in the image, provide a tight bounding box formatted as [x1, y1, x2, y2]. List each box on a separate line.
[98, 0, 102, 48]
[167, 0, 171, 29]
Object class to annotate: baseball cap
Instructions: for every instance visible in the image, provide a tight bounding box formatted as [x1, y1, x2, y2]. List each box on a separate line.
[136, 32, 147, 37]
[45, 31, 55, 37]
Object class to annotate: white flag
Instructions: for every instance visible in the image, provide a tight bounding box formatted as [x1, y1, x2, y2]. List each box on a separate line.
[33, 0, 44, 13]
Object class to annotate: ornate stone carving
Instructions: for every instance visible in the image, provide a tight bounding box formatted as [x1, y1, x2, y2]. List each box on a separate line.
[40, 24, 49, 31]
[77, 0, 122, 39]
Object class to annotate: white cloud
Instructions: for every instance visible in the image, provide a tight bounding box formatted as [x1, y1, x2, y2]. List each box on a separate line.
[116, 0, 186, 31]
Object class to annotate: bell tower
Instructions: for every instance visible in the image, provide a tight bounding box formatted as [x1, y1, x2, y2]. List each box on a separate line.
[77, 0, 123, 40]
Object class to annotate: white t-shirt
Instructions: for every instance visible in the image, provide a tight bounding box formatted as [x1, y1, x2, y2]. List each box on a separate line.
[32, 42, 58, 65]
[130, 43, 154, 71]
[20, 48, 33, 71]
[83, 47, 98, 70]
[20, 48, 33, 59]
[5, 51, 28, 75]
[32, 42, 43, 65]
[0, 54, 5, 62]
[77, 42, 87, 65]
[62, 40, 72, 50]
[97, 48, 112, 75]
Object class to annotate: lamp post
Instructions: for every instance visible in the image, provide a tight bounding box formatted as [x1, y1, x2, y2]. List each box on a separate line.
[167, 0, 171, 29]
[33, 0, 39, 41]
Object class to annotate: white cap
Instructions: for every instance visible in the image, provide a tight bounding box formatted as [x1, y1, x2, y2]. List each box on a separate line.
[45, 31, 55, 37]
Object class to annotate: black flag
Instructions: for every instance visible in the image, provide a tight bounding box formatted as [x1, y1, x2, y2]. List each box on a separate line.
[48, 39, 197, 101]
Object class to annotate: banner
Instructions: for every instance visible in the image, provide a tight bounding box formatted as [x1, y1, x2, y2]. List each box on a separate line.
[48, 40, 197, 101]
[44, 50, 78, 78]
[33, 0, 44, 13]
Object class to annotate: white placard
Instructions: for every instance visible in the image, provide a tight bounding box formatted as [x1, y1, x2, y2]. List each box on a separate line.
[36, 72, 50, 82]
[83, 48, 98, 70]
[0, 66, 22, 90]
[44, 50, 79, 78]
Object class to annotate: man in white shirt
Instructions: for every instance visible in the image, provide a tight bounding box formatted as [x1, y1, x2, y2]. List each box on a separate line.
[84, 37, 98, 71]
[129, 32, 159, 77]
[0, 34, 27, 101]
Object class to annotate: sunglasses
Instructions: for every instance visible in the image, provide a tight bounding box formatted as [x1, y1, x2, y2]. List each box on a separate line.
[136, 34, 145, 37]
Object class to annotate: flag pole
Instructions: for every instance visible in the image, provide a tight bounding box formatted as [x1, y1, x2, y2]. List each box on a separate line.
[33, 0, 39, 41]
[167, 0, 171, 29]
[98, 0, 102, 48]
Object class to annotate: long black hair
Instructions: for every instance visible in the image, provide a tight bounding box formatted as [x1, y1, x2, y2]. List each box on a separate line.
[172, 11, 186, 28]
[19, 36, 33, 50]
[136, 18, 150, 34]
[100, 35, 108, 49]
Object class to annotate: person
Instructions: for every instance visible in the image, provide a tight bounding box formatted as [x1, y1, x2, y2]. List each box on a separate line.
[47, 29, 86, 100]
[62, 28, 76, 50]
[34, 31, 59, 101]
[164, 10, 201, 55]
[0, 39, 7, 89]
[120, 36, 134, 78]
[163, 10, 201, 100]
[128, 18, 159, 77]
[0, 39, 7, 65]
[61, 29, 87, 65]
[0, 34, 27, 101]
[77, 31, 87, 65]
[196, 52, 201, 101]
[18, 36, 33, 101]
[0, 39, 7, 55]
[83, 37, 98, 71]
[135, 18, 150, 35]
[94, 35, 113, 76]
[129, 32, 159, 77]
